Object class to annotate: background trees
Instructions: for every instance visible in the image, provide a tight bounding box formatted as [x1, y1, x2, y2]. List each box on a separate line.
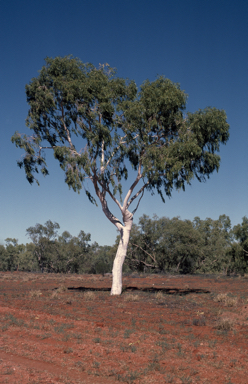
[192, 215, 233, 274]
[26, 220, 60, 273]
[0, 215, 247, 275]
[1, 239, 25, 271]
[0, 220, 115, 274]
[26, 220, 95, 273]
[229, 217, 248, 274]
[126, 215, 200, 273]
[125, 214, 234, 274]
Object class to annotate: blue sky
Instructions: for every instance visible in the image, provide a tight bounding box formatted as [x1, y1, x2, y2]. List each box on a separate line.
[0, 0, 247, 246]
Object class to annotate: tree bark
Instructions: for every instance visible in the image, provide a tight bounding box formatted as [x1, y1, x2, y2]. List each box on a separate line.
[93, 172, 142, 295]
[111, 211, 133, 295]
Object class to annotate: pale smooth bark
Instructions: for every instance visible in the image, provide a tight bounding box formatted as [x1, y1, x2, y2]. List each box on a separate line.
[111, 211, 133, 295]
[91, 156, 147, 295]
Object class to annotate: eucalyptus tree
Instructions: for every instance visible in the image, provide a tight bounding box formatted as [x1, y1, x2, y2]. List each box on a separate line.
[3, 239, 25, 271]
[233, 216, 248, 252]
[57, 230, 92, 273]
[26, 220, 60, 273]
[0, 245, 7, 271]
[192, 215, 233, 273]
[126, 215, 202, 273]
[12, 56, 229, 294]
[231, 216, 248, 273]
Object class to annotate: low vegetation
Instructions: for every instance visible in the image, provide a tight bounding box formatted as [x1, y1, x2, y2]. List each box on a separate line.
[1, 214, 248, 277]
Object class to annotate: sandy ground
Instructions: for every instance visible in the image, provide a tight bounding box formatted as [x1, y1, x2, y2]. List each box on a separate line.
[0, 272, 248, 383]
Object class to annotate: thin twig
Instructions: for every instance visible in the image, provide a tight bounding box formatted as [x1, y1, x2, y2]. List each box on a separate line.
[132, 188, 145, 215]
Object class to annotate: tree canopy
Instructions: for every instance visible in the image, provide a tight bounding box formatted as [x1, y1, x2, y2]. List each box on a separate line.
[126, 214, 234, 274]
[12, 56, 229, 210]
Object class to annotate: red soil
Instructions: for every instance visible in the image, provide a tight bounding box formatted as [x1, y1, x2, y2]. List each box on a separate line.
[0, 272, 248, 383]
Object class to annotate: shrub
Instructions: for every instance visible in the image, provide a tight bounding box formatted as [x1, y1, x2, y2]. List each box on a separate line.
[155, 291, 165, 302]
[124, 293, 139, 302]
[57, 285, 67, 293]
[214, 293, 238, 307]
[29, 290, 42, 298]
[216, 318, 234, 331]
[84, 291, 96, 301]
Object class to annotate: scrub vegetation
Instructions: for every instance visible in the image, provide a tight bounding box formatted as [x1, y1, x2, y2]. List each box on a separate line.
[1, 214, 248, 276]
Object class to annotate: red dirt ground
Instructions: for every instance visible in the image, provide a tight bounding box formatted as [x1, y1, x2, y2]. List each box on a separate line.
[0, 272, 248, 383]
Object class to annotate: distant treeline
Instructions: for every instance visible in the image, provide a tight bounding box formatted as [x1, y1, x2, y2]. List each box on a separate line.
[1, 215, 248, 275]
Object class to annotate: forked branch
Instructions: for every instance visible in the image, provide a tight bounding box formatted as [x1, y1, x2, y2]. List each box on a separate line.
[127, 180, 149, 209]
[130, 242, 157, 264]
[132, 188, 145, 215]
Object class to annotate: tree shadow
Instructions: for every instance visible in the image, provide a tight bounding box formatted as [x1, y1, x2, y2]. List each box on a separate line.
[67, 286, 210, 295]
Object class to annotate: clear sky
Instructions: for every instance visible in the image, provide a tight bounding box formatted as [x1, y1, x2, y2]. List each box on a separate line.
[0, 0, 247, 246]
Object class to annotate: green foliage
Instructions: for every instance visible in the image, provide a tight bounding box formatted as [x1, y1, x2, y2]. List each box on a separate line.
[0, 219, 115, 274]
[233, 216, 248, 246]
[1, 239, 25, 271]
[26, 220, 94, 273]
[0, 241, 38, 272]
[17, 242, 38, 271]
[229, 216, 248, 274]
[0, 215, 247, 275]
[192, 214, 233, 273]
[11, 56, 137, 202]
[125, 214, 234, 274]
[126, 215, 201, 273]
[0, 245, 7, 271]
[26, 220, 60, 273]
[12, 55, 229, 206]
[86, 245, 114, 274]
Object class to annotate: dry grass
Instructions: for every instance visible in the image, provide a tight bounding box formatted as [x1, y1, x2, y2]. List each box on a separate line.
[90, 276, 99, 282]
[84, 291, 96, 301]
[123, 293, 140, 302]
[155, 291, 165, 302]
[29, 290, 42, 298]
[216, 317, 234, 331]
[225, 296, 238, 307]
[214, 293, 228, 303]
[64, 298, 73, 305]
[214, 293, 238, 307]
[0, 274, 16, 281]
[49, 285, 68, 299]
[56, 285, 68, 293]
[22, 276, 30, 282]
[50, 291, 59, 299]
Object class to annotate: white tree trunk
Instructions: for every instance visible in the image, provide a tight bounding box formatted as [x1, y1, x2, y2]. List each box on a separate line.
[92, 158, 145, 296]
[111, 213, 133, 295]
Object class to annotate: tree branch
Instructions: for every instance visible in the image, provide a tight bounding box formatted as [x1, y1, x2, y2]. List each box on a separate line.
[102, 134, 127, 172]
[129, 242, 157, 264]
[101, 182, 123, 211]
[90, 172, 123, 231]
[127, 180, 150, 209]
[126, 254, 158, 269]
[61, 102, 75, 150]
[122, 161, 143, 212]
[101, 139, 105, 174]
[132, 188, 145, 215]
